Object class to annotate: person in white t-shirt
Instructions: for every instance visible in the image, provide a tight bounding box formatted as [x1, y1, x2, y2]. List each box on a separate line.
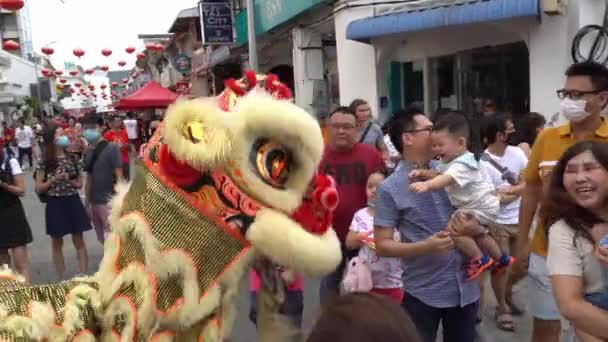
[14, 119, 33, 169]
[123, 112, 140, 151]
[123, 113, 138, 140]
[479, 114, 528, 331]
[345, 171, 404, 304]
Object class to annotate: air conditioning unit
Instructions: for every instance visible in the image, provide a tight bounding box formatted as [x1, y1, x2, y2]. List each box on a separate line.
[542, 0, 565, 15]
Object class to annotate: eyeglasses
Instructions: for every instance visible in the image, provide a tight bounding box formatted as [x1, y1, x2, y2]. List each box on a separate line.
[557, 89, 602, 100]
[405, 125, 433, 134]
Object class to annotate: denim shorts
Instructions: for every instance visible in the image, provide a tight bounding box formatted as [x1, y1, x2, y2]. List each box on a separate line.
[528, 253, 561, 320]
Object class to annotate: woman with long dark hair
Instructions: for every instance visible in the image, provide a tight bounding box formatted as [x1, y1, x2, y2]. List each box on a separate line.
[0, 144, 32, 281]
[35, 121, 91, 279]
[545, 141, 608, 341]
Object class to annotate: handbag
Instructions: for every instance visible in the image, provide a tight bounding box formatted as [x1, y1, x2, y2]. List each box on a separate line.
[358, 123, 373, 143]
[33, 166, 49, 203]
[479, 152, 518, 185]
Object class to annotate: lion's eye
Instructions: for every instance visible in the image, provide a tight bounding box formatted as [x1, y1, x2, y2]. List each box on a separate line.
[252, 140, 291, 189]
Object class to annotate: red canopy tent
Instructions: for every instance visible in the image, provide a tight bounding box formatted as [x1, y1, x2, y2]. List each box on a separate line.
[114, 81, 178, 110]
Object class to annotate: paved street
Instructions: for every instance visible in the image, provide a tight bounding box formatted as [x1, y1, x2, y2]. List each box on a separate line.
[19, 171, 545, 341]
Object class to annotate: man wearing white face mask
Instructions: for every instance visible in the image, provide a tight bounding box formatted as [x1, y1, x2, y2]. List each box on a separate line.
[514, 61, 608, 342]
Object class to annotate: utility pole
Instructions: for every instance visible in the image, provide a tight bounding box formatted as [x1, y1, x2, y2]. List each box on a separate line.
[246, 0, 258, 72]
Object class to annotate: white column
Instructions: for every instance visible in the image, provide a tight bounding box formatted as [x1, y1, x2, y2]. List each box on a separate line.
[334, 4, 379, 117]
[292, 27, 324, 116]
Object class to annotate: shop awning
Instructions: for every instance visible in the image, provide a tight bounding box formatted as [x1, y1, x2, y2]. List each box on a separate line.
[346, 0, 539, 44]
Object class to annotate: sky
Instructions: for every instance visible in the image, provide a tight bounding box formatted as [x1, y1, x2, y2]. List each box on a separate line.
[29, 0, 198, 72]
[28, 0, 198, 108]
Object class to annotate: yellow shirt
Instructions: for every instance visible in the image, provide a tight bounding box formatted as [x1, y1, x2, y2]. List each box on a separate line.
[525, 119, 608, 256]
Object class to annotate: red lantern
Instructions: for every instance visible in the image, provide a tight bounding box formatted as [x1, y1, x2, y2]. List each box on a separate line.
[111, 82, 118, 88]
[85, 69, 94, 75]
[41, 68, 51, 76]
[100, 84, 107, 90]
[59, 79, 67, 84]
[54, 70, 63, 76]
[2, 40, 19, 51]
[118, 61, 126, 67]
[69, 88, 76, 94]
[125, 47, 135, 54]
[74, 82, 82, 88]
[88, 84, 95, 91]
[136, 52, 146, 60]
[100, 65, 109, 72]
[0, 0, 25, 12]
[69, 70, 78, 77]
[154, 43, 164, 51]
[122, 78, 128, 84]
[145, 43, 156, 51]
[41, 47, 54, 56]
[73, 48, 85, 58]
[101, 48, 112, 57]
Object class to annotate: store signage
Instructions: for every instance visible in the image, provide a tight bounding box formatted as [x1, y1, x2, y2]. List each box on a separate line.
[235, 0, 324, 45]
[199, 0, 234, 45]
[173, 53, 192, 74]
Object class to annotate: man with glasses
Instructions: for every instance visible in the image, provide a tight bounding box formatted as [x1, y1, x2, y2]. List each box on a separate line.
[514, 61, 608, 342]
[374, 107, 480, 342]
[318, 106, 384, 304]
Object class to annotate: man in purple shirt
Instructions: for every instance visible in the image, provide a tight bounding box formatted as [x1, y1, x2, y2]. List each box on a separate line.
[374, 107, 480, 342]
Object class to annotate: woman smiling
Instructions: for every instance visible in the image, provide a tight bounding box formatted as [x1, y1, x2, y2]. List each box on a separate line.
[545, 141, 608, 341]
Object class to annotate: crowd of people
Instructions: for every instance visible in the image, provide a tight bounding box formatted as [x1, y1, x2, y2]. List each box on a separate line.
[0, 111, 161, 282]
[305, 60, 608, 342]
[2, 60, 608, 341]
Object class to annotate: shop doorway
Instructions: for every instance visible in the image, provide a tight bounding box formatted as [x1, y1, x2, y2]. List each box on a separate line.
[427, 42, 530, 116]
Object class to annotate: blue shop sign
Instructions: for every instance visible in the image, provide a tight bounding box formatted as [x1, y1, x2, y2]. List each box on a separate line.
[199, 0, 234, 45]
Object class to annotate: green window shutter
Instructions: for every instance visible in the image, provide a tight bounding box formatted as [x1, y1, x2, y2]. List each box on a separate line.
[388, 62, 402, 118]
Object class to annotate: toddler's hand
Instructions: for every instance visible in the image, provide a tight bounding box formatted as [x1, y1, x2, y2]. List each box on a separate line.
[358, 231, 374, 244]
[409, 182, 430, 193]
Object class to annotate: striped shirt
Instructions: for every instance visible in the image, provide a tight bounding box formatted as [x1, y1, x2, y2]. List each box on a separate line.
[374, 160, 480, 308]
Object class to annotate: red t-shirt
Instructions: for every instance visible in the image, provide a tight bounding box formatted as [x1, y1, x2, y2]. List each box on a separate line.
[318, 143, 384, 242]
[3, 128, 14, 143]
[104, 129, 130, 164]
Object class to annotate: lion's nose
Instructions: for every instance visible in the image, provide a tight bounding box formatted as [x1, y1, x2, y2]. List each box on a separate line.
[183, 121, 205, 143]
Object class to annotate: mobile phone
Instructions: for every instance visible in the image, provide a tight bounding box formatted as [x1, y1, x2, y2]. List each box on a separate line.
[599, 234, 608, 247]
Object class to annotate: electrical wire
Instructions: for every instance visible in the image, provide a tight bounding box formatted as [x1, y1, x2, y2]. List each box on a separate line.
[571, 0, 608, 64]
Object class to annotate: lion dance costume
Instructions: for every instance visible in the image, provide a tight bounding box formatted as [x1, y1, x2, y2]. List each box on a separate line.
[0, 71, 342, 341]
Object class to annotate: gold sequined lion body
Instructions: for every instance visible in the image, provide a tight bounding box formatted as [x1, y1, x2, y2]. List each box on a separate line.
[0, 72, 342, 341]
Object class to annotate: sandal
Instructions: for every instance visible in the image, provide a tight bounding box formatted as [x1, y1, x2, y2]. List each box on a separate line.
[495, 312, 515, 332]
[507, 300, 525, 316]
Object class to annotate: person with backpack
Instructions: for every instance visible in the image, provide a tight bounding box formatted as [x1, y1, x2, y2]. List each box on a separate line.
[81, 113, 123, 243]
[349, 99, 388, 157]
[479, 113, 528, 331]
[35, 121, 91, 279]
[0, 145, 32, 282]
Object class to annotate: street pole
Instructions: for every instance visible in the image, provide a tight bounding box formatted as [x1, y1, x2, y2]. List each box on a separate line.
[246, 0, 258, 72]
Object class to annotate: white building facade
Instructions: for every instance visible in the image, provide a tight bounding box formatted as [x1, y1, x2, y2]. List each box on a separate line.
[0, 49, 40, 123]
[335, 0, 607, 124]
